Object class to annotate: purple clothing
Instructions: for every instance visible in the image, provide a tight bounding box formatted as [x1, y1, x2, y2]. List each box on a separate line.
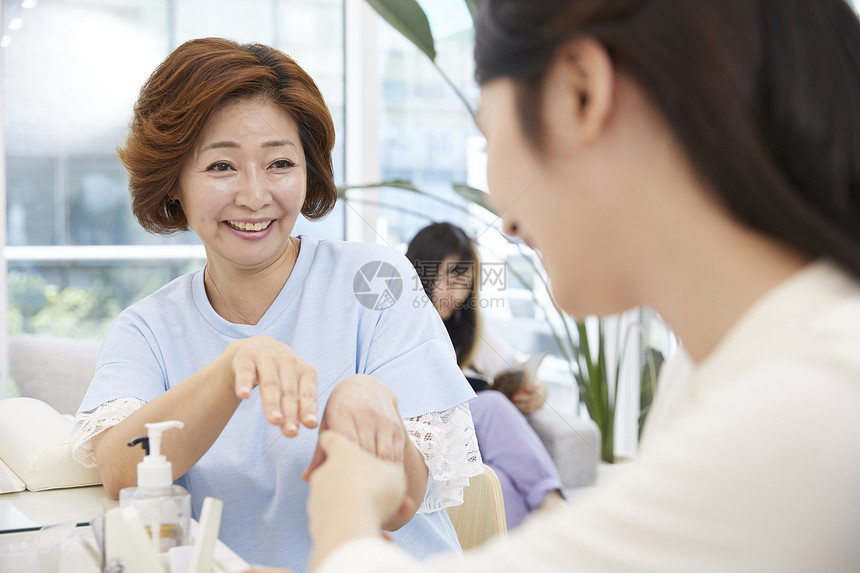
[469, 390, 564, 529]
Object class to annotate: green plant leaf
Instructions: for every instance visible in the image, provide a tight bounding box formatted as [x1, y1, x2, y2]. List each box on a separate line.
[594, 323, 608, 429]
[452, 183, 498, 214]
[367, 0, 436, 62]
[639, 346, 663, 439]
[463, 0, 484, 23]
[337, 179, 420, 199]
[577, 321, 602, 427]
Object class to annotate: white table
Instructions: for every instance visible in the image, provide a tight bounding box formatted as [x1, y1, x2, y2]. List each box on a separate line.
[0, 486, 249, 572]
[0, 485, 109, 534]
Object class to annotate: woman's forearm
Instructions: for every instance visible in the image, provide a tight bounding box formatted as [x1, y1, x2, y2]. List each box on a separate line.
[92, 348, 241, 498]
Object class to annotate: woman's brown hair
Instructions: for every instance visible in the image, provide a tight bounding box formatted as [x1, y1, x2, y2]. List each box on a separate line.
[119, 37, 337, 234]
[406, 222, 482, 370]
[475, 0, 860, 278]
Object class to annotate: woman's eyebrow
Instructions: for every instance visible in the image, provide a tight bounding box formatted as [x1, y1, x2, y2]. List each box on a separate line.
[200, 140, 239, 152]
[262, 139, 297, 148]
[200, 139, 297, 152]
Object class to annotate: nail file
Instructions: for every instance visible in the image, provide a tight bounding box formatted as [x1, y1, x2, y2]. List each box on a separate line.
[187, 497, 223, 573]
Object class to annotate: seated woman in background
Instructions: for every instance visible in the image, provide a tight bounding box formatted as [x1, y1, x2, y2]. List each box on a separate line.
[69, 38, 481, 572]
[406, 222, 565, 529]
[406, 222, 547, 410]
[297, 0, 860, 571]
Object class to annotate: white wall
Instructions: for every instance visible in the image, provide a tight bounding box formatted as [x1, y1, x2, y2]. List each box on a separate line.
[344, 0, 382, 244]
[0, 0, 7, 399]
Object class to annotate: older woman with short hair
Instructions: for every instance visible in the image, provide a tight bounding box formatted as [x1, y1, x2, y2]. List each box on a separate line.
[71, 38, 481, 572]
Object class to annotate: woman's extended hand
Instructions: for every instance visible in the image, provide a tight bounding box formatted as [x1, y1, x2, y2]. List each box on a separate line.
[226, 335, 318, 436]
[302, 374, 405, 480]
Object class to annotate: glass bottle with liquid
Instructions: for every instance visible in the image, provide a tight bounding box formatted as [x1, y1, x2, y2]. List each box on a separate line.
[119, 421, 191, 552]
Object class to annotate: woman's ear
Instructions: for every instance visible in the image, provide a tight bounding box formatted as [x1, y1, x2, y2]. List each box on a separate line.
[540, 36, 615, 155]
[168, 184, 182, 204]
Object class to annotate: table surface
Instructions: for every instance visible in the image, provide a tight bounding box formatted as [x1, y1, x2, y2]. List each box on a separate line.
[0, 485, 110, 533]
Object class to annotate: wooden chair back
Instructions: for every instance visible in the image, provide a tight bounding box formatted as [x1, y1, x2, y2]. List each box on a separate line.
[445, 464, 507, 550]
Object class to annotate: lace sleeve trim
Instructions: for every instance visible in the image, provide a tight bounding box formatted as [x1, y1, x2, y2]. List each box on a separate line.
[70, 397, 147, 468]
[404, 402, 483, 514]
[71, 397, 483, 513]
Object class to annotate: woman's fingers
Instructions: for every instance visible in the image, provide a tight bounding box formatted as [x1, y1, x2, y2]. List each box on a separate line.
[373, 426, 396, 463]
[274, 354, 299, 435]
[297, 369, 319, 428]
[233, 354, 257, 399]
[310, 430, 408, 526]
[391, 425, 405, 464]
[229, 336, 318, 435]
[352, 417, 402, 463]
[331, 375, 405, 462]
[277, 356, 318, 435]
[374, 419, 404, 464]
[257, 350, 287, 426]
[354, 417, 379, 458]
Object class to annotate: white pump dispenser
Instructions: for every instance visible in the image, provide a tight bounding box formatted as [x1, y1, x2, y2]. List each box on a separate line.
[137, 421, 184, 488]
[119, 420, 192, 553]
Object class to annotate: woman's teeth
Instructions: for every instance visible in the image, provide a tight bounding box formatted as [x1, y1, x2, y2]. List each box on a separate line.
[227, 220, 272, 232]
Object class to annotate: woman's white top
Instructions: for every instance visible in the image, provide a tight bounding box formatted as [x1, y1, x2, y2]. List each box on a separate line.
[317, 260, 860, 573]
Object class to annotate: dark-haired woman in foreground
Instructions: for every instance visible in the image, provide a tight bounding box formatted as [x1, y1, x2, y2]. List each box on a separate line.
[294, 0, 860, 571]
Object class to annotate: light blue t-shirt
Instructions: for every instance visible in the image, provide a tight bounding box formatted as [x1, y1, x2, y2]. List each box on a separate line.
[78, 236, 475, 571]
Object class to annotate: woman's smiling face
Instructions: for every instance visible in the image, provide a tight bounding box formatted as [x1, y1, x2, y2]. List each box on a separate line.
[177, 96, 307, 271]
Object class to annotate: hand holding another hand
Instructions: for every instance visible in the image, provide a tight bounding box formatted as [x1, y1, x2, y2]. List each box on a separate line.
[303, 374, 406, 480]
[307, 431, 414, 568]
[243, 430, 411, 573]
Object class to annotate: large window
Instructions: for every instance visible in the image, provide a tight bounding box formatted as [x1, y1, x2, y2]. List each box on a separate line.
[372, 2, 569, 384]
[376, 2, 478, 245]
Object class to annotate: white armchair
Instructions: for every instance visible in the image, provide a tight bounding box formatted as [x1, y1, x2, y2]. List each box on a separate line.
[527, 406, 600, 489]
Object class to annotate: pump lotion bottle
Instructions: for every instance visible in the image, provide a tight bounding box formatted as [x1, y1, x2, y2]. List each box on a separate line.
[119, 420, 192, 553]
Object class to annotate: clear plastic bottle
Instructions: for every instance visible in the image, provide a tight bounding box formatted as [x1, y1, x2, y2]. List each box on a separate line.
[119, 421, 191, 553]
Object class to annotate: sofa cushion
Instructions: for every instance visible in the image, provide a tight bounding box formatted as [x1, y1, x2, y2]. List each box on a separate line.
[8, 334, 100, 415]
